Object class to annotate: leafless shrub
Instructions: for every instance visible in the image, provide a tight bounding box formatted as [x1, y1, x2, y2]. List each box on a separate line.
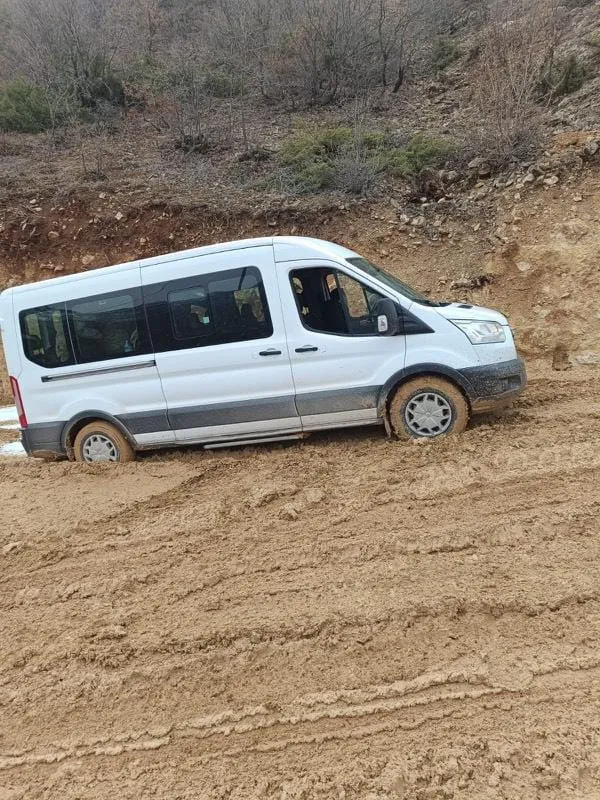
[0, 0, 471, 116]
[208, 0, 445, 106]
[3, 0, 126, 110]
[0, 0, 579, 193]
[332, 149, 379, 195]
[161, 75, 210, 154]
[75, 115, 114, 180]
[472, 0, 564, 164]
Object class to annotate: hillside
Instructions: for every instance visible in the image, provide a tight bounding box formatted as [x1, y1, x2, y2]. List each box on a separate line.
[2, 129, 600, 402]
[1, 0, 600, 401]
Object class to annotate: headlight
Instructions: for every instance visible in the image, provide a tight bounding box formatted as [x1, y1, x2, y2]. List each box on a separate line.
[450, 319, 506, 344]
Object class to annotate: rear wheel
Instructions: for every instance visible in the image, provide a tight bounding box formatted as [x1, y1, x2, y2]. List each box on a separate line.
[389, 376, 469, 440]
[73, 421, 135, 463]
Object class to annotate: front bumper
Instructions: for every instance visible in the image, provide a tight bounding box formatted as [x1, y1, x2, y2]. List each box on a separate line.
[459, 357, 527, 413]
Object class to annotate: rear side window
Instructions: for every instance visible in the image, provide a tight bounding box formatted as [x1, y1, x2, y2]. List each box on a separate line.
[67, 289, 151, 364]
[169, 286, 212, 340]
[146, 266, 272, 352]
[20, 304, 75, 368]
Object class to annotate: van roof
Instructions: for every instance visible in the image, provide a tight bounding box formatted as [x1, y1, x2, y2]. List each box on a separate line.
[1, 236, 358, 297]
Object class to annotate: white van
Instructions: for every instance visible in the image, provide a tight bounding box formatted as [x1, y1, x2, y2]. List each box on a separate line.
[0, 236, 526, 462]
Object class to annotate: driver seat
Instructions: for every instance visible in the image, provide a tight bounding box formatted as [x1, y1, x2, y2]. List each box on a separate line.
[324, 286, 350, 334]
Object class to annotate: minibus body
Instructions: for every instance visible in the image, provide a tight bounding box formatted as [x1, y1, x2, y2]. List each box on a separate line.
[0, 237, 526, 462]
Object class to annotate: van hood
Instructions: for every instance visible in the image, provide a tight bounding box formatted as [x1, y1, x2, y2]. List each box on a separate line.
[427, 302, 509, 326]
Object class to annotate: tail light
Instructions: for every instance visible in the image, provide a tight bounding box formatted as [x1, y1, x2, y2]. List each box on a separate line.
[9, 376, 27, 428]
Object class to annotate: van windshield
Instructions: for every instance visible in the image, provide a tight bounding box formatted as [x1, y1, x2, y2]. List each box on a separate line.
[347, 257, 441, 306]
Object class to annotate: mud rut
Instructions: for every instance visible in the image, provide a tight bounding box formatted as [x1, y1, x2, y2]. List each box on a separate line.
[1, 364, 600, 798]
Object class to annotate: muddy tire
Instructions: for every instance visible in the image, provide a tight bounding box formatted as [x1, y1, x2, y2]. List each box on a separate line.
[389, 376, 469, 440]
[73, 421, 136, 463]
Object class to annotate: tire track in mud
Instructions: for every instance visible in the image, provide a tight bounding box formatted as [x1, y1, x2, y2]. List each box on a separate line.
[1, 381, 596, 580]
[5, 595, 600, 763]
[6, 583, 599, 684]
[6, 421, 600, 578]
[4, 454, 599, 585]
[517, 373, 600, 407]
[0, 467, 224, 582]
[3, 654, 600, 772]
[2, 465, 599, 661]
[3, 455, 600, 663]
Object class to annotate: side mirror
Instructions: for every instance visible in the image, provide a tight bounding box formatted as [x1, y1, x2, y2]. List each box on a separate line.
[374, 298, 401, 336]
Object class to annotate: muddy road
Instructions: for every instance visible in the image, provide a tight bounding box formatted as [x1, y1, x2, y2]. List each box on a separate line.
[1, 362, 600, 798]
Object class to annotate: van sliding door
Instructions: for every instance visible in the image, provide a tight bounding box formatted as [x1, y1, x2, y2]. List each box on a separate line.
[141, 245, 300, 445]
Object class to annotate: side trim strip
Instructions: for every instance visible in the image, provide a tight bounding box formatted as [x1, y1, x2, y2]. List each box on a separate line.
[117, 409, 170, 435]
[41, 359, 157, 383]
[168, 396, 298, 430]
[296, 385, 379, 416]
[55, 385, 390, 454]
[166, 387, 381, 430]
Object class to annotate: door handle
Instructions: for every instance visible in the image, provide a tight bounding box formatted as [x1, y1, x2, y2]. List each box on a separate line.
[259, 348, 282, 356]
[295, 345, 319, 353]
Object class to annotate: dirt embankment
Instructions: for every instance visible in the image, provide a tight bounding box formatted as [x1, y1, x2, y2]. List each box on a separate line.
[2, 364, 600, 797]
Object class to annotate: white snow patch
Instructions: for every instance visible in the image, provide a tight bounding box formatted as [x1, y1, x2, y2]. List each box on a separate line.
[0, 406, 17, 424]
[0, 440, 26, 458]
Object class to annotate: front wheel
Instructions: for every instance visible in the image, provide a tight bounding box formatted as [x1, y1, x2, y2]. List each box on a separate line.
[389, 376, 469, 440]
[73, 421, 136, 463]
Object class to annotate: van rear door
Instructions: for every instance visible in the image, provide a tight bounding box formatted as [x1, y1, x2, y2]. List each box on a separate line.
[141, 245, 300, 444]
[12, 265, 170, 453]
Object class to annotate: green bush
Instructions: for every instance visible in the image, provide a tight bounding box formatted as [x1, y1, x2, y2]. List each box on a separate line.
[279, 125, 353, 166]
[384, 134, 454, 177]
[537, 53, 588, 99]
[204, 68, 244, 98]
[292, 161, 337, 192]
[277, 125, 453, 195]
[360, 131, 389, 151]
[432, 37, 462, 71]
[278, 125, 358, 193]
[0, 81, 52, 133]
[586, 30, 600, 51]
[538, 54, 587, 99]
[553, 54, 587, 97]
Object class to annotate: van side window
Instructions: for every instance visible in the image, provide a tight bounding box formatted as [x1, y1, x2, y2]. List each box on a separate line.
[290, 268, 385, 336]
[169, 286, 212, 340]
[19, 304, 75, 368]
[148, 266, 272, 352]
[67, 290, 151, 364]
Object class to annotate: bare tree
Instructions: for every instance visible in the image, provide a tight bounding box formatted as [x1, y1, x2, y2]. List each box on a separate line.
[372, 0, 429, 92]
[0, 0, 461, 110]
[132, 0, 164, 64]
